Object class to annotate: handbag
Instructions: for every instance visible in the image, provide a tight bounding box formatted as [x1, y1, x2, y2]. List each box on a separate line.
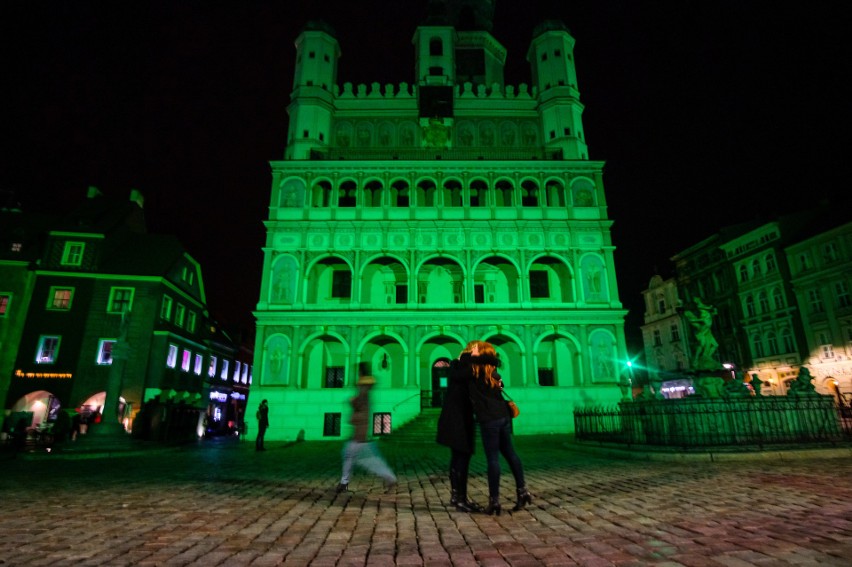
[503, 390, 520, 419]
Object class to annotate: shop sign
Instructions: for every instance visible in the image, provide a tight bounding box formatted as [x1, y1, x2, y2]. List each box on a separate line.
[230, 391, 246, 400]
[15, 369, 72, 379]
[209, 391, 229, 402]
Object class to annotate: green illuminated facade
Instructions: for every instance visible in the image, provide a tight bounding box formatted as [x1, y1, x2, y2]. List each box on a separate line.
[253, 3, 628, 441]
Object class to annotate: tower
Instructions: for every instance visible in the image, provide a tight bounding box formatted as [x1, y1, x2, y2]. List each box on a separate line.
[253, 3, 628, 441]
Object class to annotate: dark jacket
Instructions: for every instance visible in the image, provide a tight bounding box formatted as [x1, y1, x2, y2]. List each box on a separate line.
[468, 356, 509, 424]
[256, 403, 269, 429]
[436, 353, 477, 453]
[350, 386, 371, 442]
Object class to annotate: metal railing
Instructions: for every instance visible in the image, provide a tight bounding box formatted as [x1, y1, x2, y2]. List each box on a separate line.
[574, 396, 852, 450]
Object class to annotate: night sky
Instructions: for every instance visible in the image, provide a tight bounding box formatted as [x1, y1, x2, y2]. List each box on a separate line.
[2, 1, 850, 351]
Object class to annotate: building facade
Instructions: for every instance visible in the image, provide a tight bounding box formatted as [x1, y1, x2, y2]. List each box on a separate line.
[639, 275, 691, 397]
[252, 3, 628, 441]
[2, 189, 252, 441]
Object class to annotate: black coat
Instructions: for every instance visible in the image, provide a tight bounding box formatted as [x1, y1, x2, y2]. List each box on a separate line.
[469, 365, 510, 424]
[436, 354, 476, 453]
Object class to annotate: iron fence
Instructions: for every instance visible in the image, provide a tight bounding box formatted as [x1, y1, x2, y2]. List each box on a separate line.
[574, 396, 852, 450]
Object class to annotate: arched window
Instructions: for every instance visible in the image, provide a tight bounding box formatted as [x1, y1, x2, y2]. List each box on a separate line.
[521, 180, 539, 207]
[470, 180, 488, 207]
[765, 252, 776, 272]
[751, 259, 761, 278]
[739, 265, 748, 283]
[338, 180, 356, 207]
[311, 180, 332, 208]
[416, 179, 437, 207]
[391, 180, 410, 207]
[442, 179, 463, 207]
[364, 180, 383, 207]
[495, 179, 514, 206]
[544, 180, 566, 207]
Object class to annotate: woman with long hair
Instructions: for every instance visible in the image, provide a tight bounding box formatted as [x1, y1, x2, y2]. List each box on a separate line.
[436, 340, 487, 512]
[467, 340, 532, 515]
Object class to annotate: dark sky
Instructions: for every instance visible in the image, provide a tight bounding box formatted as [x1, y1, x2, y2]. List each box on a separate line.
[2, 1, 850, 350]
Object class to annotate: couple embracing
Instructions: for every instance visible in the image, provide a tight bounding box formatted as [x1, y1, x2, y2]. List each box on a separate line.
[436, 340, 532, 516]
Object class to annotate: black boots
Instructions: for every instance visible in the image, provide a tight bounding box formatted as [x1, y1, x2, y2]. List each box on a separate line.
[484, 496, 501, 516]
[513, 486, 533, 511]
[450, 469, 483, 513]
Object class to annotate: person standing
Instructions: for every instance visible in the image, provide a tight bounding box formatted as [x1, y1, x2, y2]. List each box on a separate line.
[336, 363, 396, 493]
[436, 341, 487, 512]
[468, 340, 532, 515]
[255, 399, 269, 451]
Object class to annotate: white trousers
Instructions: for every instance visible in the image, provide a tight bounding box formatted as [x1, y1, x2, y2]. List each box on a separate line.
[340, 441, 396, 484]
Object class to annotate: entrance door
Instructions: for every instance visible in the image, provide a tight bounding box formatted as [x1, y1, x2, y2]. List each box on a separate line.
[431, 358, 451, 407]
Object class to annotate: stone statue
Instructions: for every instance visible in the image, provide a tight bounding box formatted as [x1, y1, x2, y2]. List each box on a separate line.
[787, 367, 817, 396]
[750, 373, 763, 396]
[683, 298, 720, 371]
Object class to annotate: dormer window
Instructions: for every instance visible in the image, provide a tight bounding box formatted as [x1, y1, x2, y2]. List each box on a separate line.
[429, 38, 443, 56]
[61, 241, 85, 266]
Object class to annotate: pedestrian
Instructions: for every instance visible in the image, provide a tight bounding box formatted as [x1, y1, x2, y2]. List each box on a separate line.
[336, 363, 397, 493]
[467, 340, 532, 515]
[256, 399, 269, 451]
[436, 341, 486, 512]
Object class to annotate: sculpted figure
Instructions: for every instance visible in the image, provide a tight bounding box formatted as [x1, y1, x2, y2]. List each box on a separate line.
[683, 298, 720, 371]
[787, 367, 816, 396]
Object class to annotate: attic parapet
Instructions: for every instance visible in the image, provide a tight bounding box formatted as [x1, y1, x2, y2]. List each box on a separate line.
[333, 81, 537, 100]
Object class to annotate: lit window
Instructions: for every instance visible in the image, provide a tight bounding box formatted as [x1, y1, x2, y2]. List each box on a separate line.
[233, 361, 242, 382]
[61, 242, 85, 266]
[160, 295, 173, 320]
[187, 311, 197, 333]
[220, 359, 230, 380]
[208, 356, 218, 378]
[194, 354, 203, 375]
[0, 293, 10, 317]
[175, 304, 186, 327]
[373, 413, 392, 435]
[166, 344, 178, 368]
[97, 339, 116, 365]
[819, 333, 834, 358]
[181, 349, 191, 372]
[36, 335, 61, 364]
[241, 363, 249, 384]
[108, 287, 134, 313]
[48, 287, 74, 310]
[11, 242, 22, 252]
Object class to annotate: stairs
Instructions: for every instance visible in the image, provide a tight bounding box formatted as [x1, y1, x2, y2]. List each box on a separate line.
[382, 408, 441, 444]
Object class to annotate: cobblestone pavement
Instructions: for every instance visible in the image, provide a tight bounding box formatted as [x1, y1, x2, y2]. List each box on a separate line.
[1, 436, 851, 566]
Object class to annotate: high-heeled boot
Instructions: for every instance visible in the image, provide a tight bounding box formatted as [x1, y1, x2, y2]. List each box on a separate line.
[513, 486, 532, 511]
[483, 496, 501, 516]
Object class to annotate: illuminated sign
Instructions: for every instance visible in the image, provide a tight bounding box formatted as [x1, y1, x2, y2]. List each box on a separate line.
[15, 369, 73, 379]
[209, 391, 228, 402]
[230, 391, 246, 400]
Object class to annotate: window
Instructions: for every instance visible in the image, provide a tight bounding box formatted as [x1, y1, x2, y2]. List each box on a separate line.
[188, 311, 197, 333]
[751, 259, 761, 278]
[653, 329, 662, 346]
[824, 242, 838, 262]
[745, 296, 756, 317]
[11, 242, 21, 252]
[395, 285, 408, 304]
[208, 356, 218, 378]
[233, 361, 242, 382]
[331, 271, 352, 299]
[97, 339, 116, 365]
[242, 363, 249, 384]
[808, 289, 824, 313]
[47, 287, 74, 310]
[194, 354, 203, 375]
[767, 333, 778, 356]
[108, 287, 134, 313]
[36, 335, 61, 364]
[538, 368, 555, 386]
[739, 265, 748, 282]
[61, 241, 85, 266]
[765, 253, 776, 272]
[166, 344, 178, 368]
[772, 288, 785, 310]
[160, 295, 173, 320]
[752, 335, 764, 358]
[325, 366, 345, 388]
[670, 325, 680, 342]
[323, 413, 342, 437]
[799, 253, 810, 271]
[530, 271, 549, 299]
[836, 281, 851, 308]
[758, 291, 769, 313]
[220, 359, 230, 380]
[819, 333, 834, 358]
[175, 304, 186, 327]
[0, 293, 10, 317]
[181, 349, 191, 372]
[657, 297, 666, 313]
[781, 328, 794, 353]
[429, 37, 443, 56]
[474, 284, 485, 304]
[373, 413, 392, 435]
